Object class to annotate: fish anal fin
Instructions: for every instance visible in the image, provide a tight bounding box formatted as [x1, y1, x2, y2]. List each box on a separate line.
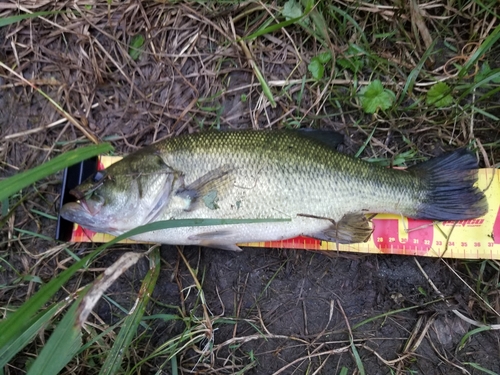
[307, 213, 372, 244]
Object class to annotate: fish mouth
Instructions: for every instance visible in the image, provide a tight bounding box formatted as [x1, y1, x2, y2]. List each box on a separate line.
[79, 199, 97, 216]
[60, 201, 89, 221]
[60, 198, 102, 223]
[68, 183, 105, 215]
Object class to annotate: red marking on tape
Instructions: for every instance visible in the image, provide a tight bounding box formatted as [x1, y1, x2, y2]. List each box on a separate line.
[266, 236, 321, 249]
[441, 219, 485, 227]
[372, 218, 434, 255]
[73, 225, 96, 242]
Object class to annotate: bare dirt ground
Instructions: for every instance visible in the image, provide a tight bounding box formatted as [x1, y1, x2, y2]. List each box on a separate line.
[1, 1, 500, 374]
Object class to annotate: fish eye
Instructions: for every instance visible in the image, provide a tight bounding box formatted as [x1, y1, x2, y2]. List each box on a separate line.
[93, 171, 105, 183]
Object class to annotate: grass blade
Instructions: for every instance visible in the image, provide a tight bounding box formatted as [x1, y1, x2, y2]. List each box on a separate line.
[237, 40, 277, 108]
[459, 23, 500, 78]
[251, 61, 276, 108]
[244, 16, 301, 41]
[464, 362, 498, 375]
[27, 250, 148, 375]
[0, 144, 113, 201]
[243, 1, 314, 42]
[99, 247, 161, 375]
[0, 11, 58, 28]
[397, 39, 437, 106]
[25, 292, 86, 375]
[457, 326, 491, 351]
[0, 301, 67, 368]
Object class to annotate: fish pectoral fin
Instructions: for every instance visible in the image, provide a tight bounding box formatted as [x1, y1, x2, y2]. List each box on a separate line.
[308, 213, 373, 244]
[188, 230, 243, 251]
[175, 165, 235, 211]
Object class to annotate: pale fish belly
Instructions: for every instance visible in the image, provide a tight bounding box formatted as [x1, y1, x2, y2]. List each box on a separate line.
[128, 216, 334, 249]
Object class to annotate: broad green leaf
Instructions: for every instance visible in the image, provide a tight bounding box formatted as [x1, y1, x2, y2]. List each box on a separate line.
[317, 51, 332, 64]
[464, 362, 498, 375]
[306, 4, 328, 42]
[28, 251, 147, 375]
[244, 16, 302, 40]
[0, 143, 113, 201]
[426, 82, 453, 108]
[359, 80, 396, 113]
[308, 58, 324, 80]
[282, 0, 303, 20]
[128, 35, 145, 61]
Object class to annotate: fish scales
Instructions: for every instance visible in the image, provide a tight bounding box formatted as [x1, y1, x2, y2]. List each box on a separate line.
[154, 131, 424, 219]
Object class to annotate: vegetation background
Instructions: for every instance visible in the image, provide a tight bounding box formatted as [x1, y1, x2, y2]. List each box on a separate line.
[1, 0, 500, 374]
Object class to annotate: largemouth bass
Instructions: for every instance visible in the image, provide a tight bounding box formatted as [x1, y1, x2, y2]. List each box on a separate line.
[60, 131, 488, 251]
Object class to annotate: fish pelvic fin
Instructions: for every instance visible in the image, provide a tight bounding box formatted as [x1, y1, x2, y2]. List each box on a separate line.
[409, 149, 488, 220]
[303, 213, 373, 244]
[188, 230, 243, 251]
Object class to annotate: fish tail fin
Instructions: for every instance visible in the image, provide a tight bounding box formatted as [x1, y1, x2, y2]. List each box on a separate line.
[409, 149, 488, 220]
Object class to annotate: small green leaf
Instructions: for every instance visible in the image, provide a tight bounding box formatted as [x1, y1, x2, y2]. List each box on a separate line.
[282, 0, 303, 20]
[426, 82, 453, 108]
[359, 80, 396, 113]
[337, 58, 361, 72]
[337, 44, 364, 73]
[308, 58, 324, 80]
[317, 51, 331, 64]
[128, 35, 145, 61]
[475, 62, 500, 84]
[417, 286, 427, 296]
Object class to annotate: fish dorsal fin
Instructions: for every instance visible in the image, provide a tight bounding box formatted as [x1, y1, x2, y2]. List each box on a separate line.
[305, 213, 372, 244]
[296, 129, 344, 149]
[175, 165, 235, 211]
